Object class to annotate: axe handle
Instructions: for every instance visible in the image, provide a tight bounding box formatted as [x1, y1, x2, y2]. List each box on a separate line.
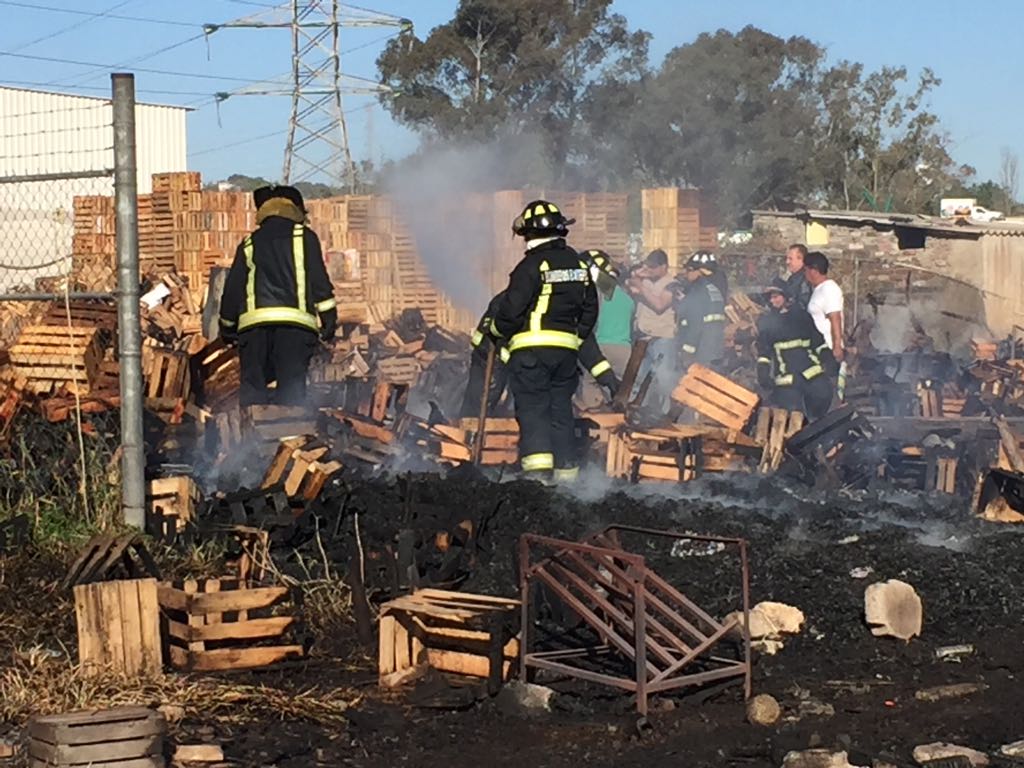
[472, 343, 497, 465]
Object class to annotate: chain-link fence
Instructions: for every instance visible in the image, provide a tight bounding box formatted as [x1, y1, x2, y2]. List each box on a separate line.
[0, 83, 136, 532]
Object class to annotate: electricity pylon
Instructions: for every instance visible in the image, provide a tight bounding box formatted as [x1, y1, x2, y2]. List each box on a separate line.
[207, 2, 410, 191]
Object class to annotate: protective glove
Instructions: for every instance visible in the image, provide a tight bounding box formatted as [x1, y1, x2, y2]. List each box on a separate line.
[318, 308, 338, 342]
[756, 359, 773, 390]
[218, 320, 238, 346]
[820, 347, 839, 377]
[597, 370, 620, 402]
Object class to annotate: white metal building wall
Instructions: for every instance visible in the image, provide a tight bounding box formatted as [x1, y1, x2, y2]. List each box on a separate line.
[0, 85, 188, 191]
[0, 86, 188, 292]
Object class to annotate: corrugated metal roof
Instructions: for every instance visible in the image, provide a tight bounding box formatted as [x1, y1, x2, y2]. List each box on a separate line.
[752, 208, 1024, 237]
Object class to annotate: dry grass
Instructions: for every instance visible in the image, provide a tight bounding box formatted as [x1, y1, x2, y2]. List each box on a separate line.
[0, 659, 360, 726]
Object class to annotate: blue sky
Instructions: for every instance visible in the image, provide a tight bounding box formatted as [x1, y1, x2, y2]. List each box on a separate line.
[1, 0, 1020, 186]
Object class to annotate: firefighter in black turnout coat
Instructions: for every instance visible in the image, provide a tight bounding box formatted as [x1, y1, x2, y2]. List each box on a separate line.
[218, 185, 337, 406]
[756, 279, 836, 420]
[492, 200, 598, 481]
[676, 251, 727, 371]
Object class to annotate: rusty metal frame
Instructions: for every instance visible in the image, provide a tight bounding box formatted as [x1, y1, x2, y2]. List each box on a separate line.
[518, 526, 751, 715]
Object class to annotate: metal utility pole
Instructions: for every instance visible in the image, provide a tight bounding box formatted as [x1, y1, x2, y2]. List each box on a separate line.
[206, 2, 410, 192]
[111, 73, 145, 530]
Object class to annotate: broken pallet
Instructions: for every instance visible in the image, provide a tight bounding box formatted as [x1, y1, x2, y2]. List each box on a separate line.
[671, 364, 759, 430]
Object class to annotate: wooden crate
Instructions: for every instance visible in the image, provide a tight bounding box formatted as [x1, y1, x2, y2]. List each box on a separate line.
[9, 325, 101, 392]
[607, 425, 759, 482]
[262, 436, 342, 499]
[28, 706, 166, 768]
[671, 364, 759, 430]
[458, 417, 519, 464]
[73, 579, 162, 678]
[752, 407, 805, 473]
[147, 476, 201, 535]
[379, 589, 520, 688]
[158, 578, 304, 672]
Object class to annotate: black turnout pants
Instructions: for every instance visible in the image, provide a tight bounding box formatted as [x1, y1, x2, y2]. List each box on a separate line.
[507, 347, 579, 471]
[770, 374, 833, 421]
[459, 343, 509, 418]
[238, 325, 318, 407]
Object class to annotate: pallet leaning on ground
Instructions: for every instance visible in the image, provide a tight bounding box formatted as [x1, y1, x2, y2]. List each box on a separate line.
[671, 363, 760, 430]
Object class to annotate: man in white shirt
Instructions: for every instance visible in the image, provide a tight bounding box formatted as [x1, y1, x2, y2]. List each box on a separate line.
[804, 251, 844, 363]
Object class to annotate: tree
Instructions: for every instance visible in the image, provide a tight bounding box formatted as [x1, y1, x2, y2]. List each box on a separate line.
[1000, 147, 1019, 213]
[377, 0, 649, 185]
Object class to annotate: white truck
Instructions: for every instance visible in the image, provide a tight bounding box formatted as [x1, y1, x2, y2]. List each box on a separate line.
[940, 197, 1005, 222]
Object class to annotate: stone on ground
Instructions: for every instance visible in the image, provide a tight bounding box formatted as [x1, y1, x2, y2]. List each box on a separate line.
[864, 580, 923, 640]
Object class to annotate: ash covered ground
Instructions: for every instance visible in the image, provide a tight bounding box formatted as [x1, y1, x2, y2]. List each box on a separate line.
[187, 469, 1024, 767]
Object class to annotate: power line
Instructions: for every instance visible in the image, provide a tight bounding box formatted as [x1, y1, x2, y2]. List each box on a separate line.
[0, 49, 257, 83]
[0, 80, 212, 97]
[6, 0, 137, 53]
[0, 1, 197, 28]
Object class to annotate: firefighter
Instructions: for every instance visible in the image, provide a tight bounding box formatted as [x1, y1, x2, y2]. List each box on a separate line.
[218, 185, 336, 407]
[676, 251, 727, 372]
[492, 200, 598, 481]
[459, 291, 511, 417]
[755, 278, 835, 420]
[576, 250, 623, 405]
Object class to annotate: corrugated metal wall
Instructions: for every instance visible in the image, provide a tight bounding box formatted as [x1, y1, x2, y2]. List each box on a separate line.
[0, 85, 188, 190]
[0, 86, 187, 291]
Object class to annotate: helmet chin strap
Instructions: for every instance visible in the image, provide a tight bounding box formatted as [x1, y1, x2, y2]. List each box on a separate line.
[525, 236, 559, 250]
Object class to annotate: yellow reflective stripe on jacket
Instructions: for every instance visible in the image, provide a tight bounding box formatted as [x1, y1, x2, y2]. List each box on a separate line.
[590, 359, 612, 377]
[471, 329, 484, 347]
[703, 313, 726, 322]
[315, 298, 336, 312]
[802, 365, 823, 380]
[756, 356, 771, 364]
[774, 339, 811, 351]
[238, 306, 318, 332]
[682, 343, 697, 354]
[775, 374, 794, 386]
[529, 259, 552, 332]
[293, 224, 306, 312]
[499, 346, 510, 364]
[220, 318, 236, 328]
[508, 330, 581, 352]
[243, 236, 256, 313]
[521, 452, 554, 472]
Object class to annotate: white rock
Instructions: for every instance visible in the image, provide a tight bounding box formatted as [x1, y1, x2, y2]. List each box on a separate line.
[728, 601, 805, 639]
[1000, 740, 1024, 758]
[496, 681, 554, 713]
[864, 580, 922, 640]
[782, 749, 856, 768]
[912, 742, 989, 766]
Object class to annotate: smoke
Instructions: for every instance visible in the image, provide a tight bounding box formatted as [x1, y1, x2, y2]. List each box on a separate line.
[383, 135, 548, 314]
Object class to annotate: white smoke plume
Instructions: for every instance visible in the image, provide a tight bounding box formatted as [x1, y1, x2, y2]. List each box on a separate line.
[383, 135, 548, 315]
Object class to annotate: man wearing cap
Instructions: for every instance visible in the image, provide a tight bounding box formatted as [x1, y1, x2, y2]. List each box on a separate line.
[755, 278, 835, 420]
[219, 185, 337, 407]
[626, 249, 677, 411]
[675, 251, 727, 372]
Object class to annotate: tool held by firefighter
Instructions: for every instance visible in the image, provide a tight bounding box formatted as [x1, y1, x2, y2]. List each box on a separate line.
[218, 185, 337, 407]
[460, 291, 510, 418]
[755, 278, 836, 421]
[491, 200, 598, 482]
[675, 251, 727, 371]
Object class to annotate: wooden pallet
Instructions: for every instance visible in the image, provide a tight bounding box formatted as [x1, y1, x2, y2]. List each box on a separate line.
[28, 707, 166, 768]
[158, 578, 304, 672]
[9, 325, 102, 393]
[62, 534, 162, 589]
[147, 476, 201, 535]
[379, 589, 520, 688]
[261, 436, 342, 499]
[606, 424, 760, 482]
[753, 408, 805, 473]
[671, 364, 759, 430]
[143, 349, 190, 421]
[458, 417, 519, 464]
[73, 578, 162, 678]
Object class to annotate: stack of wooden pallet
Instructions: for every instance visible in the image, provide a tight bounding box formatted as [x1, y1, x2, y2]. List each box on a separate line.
[606, 423, 760, 482]
[641, 187, 716, 269]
